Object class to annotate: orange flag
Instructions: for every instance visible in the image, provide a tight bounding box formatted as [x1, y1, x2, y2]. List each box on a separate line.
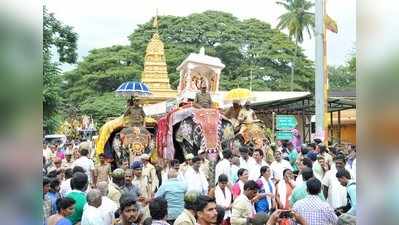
[325, 15, 338, 33]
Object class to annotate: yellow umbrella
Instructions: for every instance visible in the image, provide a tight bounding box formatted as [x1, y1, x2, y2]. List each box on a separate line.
[224, 88, 252, 102]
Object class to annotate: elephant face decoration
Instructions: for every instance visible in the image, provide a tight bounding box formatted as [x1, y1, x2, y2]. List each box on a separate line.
[120, 126, 151, 163]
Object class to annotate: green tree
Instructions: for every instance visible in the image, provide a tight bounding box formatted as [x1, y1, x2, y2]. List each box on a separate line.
[79, 92, 126, 126]
[128, 11, 314, 91]
[329, 54, 356, 90]
[43, 6, 78, 134]
[63, 11, 314, 126]
[276, 0, 314, 91]
[61, 45, 142, 105]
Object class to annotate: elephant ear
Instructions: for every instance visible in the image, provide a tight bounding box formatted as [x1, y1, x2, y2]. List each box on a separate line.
[176, 120, 194, 146]
[145, 129, 154, 154]
[193, 125, 202, 147]
[144, 137, 155, 155]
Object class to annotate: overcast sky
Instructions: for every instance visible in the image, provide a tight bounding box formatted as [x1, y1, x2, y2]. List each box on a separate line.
[44, 0, 356, 71]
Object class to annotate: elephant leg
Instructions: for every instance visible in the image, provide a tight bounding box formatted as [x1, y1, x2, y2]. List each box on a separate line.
[119, 147, 129, 166]
[110, 149, 118, 171]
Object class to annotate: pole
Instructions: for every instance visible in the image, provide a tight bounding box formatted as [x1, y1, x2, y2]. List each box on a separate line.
[272, 111, 275, 143]
[301, 100, 305, 143]
[250, 68, 253, 92]
[323, 0, 330, 145]
[338, 110, 341, 144]
[290, 61, 294, 91]
[330, 111, 333, 142]
[315, 0, 327, 143]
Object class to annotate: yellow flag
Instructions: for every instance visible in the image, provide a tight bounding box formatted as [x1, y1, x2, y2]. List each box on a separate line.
[324, 15, 338, 33]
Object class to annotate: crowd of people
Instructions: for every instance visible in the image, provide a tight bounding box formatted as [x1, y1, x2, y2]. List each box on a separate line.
[43, 138, 356, 225]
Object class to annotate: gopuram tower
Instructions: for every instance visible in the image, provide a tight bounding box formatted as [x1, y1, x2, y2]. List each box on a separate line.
[140, 14, 176, 104]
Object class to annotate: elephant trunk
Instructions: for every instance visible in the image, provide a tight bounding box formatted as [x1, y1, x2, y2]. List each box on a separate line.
[208, 159, 216, 188]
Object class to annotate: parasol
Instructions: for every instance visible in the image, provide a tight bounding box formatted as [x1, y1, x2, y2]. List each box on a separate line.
[224, 88, 253, 102]
[115, 81, 151, 97]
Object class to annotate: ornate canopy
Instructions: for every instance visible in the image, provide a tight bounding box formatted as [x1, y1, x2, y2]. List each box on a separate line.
[176, 48, 225, 99]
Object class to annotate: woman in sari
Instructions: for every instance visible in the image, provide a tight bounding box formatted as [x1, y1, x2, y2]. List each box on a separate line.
[231, 168, 249, 199]
[255, 166, 276, 214]
[275, 168, 296, 225]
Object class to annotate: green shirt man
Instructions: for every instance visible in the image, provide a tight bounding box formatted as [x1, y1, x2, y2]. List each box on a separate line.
[288, 148, 299, 172]
[66, 190, 87, 224]
[289, 181, 326, 206]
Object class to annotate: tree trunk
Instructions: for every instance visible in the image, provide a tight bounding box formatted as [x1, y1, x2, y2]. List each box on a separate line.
[290, 40, 298, 91]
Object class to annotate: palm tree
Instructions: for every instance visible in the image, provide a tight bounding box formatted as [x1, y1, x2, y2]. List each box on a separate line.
[276, 0, 314, 91]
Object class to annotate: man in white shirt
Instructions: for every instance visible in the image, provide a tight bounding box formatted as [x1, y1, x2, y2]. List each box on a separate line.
[97, 181, 118, 225]
[62, 149, 74, 170]
[345, 145, 356, 180]
[231, 180, 258, 225]
[313, 155, 329, 181]
[238, 147, 255, 170]
[214, 174, 232, 220]
[198, 149, 211, 182]
[215, 150, 233, 184]
[184, 156, 209, 195]
[318, 144, 333, 167]
[43, 143, 52, 163]
[179, 153, 194, 176]
[295, 157, 313, 186]
[60, 166, 86, 197]
[43, 144, 56, 165]
[81, 189, 106, 225]
[72, 148, 95, 184]
[230, 156, 240, 183]
[270, 151, 292, 181]
[141, 153, 159, 192]
[161, 159, 185, 183]
[322, 154, 348, 209]
[346, 157, 356, 180]
[248, 149, 267, 181]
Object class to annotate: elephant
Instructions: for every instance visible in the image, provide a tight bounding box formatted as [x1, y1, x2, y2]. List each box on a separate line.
[235, 121, 271, 151]
[103, 126, 154, 170]
[174, 116, 235, 161]
[171, 109, 235, 186]
[168, 108, 271, 159]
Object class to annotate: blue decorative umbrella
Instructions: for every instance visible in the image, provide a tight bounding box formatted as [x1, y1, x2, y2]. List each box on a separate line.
[115, 81, 151, 97]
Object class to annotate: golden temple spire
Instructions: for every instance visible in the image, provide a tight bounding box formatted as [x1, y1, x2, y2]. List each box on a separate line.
[140, 9, 176, 104]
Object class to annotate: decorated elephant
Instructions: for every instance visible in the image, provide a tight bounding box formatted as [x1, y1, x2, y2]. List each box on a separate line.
[117, 126, 154, 163]
[223, 103, 270, 153]
[96, 116, 155, 170]
[174, 115, 235, 161]
[235, 121, 270, 150]
[157, 107, 235, 186]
